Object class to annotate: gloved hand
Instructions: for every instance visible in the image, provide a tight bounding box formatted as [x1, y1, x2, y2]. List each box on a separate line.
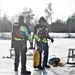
[51, 38, 54, 43]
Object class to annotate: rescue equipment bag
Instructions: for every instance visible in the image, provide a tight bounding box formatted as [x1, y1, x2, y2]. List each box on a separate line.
[33, 46, 41, 68]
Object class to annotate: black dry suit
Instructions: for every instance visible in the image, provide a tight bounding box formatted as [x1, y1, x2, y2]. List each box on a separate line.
[34, 24, 54, 67]
[12, 23, 32, 72]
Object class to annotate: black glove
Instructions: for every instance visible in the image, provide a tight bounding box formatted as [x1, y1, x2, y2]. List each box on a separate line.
[51, 38, 54, 43]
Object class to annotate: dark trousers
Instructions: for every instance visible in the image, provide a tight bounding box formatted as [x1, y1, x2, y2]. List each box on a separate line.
[13, 40, 27, 71]
[37, 42, 49, 67]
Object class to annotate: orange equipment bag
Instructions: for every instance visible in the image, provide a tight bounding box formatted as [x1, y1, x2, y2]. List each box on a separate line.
[33, 46, 41, 68]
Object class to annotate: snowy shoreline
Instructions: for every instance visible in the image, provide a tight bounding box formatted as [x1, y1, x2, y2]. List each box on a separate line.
[0, 32, 75, 40]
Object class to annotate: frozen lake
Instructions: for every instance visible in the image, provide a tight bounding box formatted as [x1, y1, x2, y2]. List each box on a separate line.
[0, 38, 75, 61]
[0, 38, 75, 75]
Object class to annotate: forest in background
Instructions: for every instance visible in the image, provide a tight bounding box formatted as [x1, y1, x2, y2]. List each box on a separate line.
[0, 12, 75, 33]
[0, 2, 75, 33]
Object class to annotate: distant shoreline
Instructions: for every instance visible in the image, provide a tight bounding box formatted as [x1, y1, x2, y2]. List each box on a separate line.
[0, 32, 75, 40]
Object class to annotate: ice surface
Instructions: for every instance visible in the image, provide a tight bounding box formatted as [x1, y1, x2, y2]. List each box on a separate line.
[0, 36, 75, 75]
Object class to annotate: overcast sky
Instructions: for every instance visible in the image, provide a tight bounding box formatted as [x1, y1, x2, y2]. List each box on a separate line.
[0, 0, 75, 22]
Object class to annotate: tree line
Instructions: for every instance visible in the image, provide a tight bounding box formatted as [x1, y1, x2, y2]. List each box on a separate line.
[0, 14, 12, 32]
[0, 12, 75, 33]
[48, 12, 75, 33]
[49, 12, 75, 33]
[0, 2, 75, 33]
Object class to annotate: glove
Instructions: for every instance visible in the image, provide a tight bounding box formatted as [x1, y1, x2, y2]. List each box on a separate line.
[51, 38, 54, 43]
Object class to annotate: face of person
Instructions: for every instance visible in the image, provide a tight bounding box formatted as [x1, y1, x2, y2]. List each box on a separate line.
[39, 20, 45, 25]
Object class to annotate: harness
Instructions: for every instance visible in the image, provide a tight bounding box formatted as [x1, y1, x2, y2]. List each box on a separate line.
[37, 28, 48, 40]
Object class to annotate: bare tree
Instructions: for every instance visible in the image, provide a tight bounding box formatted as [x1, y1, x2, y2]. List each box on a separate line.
[44, 2, 53, 24]
[1, 14, 12, 32]
[0, 10, 2, 32]
[21, 7, 34, 25]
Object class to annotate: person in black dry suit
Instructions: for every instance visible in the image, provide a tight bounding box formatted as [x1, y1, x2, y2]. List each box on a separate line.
[12, 15, 32, 74]
[33, 16, 54, 70]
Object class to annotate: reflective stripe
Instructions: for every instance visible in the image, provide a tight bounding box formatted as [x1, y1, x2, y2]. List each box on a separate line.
[42, 38, 48, 43]
[20, 26, 26, 32]
[28, 35, 32, 42]
[34, 34, 41, 42]
[34, 34, 48, 43]
[20, 26, 29, 36]
[13, 38, 24, 41]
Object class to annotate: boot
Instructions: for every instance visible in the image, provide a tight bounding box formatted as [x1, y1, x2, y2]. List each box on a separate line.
[21, 68, 31, 74]
[21, 70, 31, 74]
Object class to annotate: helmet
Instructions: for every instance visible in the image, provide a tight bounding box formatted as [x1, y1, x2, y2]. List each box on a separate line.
[19, 15, 24, 21]
[39, 16, 46, 22]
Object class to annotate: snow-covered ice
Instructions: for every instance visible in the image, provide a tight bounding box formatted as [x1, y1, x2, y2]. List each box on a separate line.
[0, 37, 75, 75]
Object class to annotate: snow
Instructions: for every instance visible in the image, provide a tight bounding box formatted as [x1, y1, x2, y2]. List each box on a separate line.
[0, 33, 75, 75]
